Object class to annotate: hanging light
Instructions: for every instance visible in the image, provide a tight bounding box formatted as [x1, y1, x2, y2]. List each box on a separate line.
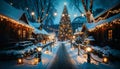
[31, 11, 35, 16]
[54, 12, 57, 16]
[64, 2, 67, 5]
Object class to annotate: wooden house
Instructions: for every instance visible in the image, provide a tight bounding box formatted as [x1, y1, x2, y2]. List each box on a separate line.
[0, 1, 33, 46]
[80, 4, 120, 49]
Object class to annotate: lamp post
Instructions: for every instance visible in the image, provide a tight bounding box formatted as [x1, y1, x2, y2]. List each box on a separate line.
[103, 57, 108, 63]
[86, 47, 92, 63]
[71, 35, 75, 48]
[37, 47, 42, 62]
[31, 11, 35, 21]
[17, 57, 23, 64]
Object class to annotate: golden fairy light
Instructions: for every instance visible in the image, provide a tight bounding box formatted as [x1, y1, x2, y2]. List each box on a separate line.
[86, 47, 92, 52]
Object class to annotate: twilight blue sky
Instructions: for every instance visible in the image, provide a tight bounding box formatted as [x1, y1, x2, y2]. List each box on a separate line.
[53, 0, 120, 24]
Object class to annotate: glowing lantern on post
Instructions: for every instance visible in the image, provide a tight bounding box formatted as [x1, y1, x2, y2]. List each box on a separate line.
[37, 47, 42, 62]
[103, 57, 108, 63]
[85, 47, 92, 63]
[86, 47, 92, 52]
[32, 58, 39, 65]
[17, 58, 23, 64]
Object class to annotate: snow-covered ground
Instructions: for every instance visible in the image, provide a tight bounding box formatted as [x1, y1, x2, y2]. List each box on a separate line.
[0, 41, 120, 69]
[0, 41, 60, 69]
[64, 42, 120, 69]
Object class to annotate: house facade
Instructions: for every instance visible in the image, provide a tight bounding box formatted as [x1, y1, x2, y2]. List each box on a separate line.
[0, 1, 33, 46]
[80, 4, 120, 49]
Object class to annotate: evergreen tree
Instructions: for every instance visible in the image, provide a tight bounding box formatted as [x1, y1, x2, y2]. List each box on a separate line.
[58, 5, 73, 41]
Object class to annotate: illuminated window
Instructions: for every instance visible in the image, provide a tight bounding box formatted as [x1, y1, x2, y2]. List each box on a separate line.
[18, 30, 21, 36]
[108, 30, 112, 40]
[23, 30, 26, 38]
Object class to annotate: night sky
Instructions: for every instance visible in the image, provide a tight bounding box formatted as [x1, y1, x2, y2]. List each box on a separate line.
[54, 0, 120, 24]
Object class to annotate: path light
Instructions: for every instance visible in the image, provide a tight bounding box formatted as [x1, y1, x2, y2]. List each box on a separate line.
[37, 47, 42, 62]
[32, 58, 39, 65]
[103, 57, 108, 63]
[17, 58, 23, 64]
[86, 47, 92, 52]
[37, 47, 42, 52]
[85, 47, 92, 63]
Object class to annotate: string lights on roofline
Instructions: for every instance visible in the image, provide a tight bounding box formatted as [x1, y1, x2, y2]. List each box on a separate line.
[96, 9, 120, 22]
[89, 19, 120, 32]
[0, 14, 34, 30]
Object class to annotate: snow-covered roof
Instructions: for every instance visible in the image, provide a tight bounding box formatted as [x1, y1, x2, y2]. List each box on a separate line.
[0, 0, 24, 20]
[85, 23, 97, 30]
[33, 28, 48, 35]
[85, 13, 120, 30]
[29, 22, 41, 28]
[29, 22, 48, 35]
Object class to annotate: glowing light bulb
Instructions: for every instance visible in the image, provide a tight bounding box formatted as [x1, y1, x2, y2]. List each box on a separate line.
[64, 2, 67, 5]
[31, 12, 35, 16]
[54, 12, 57, 16]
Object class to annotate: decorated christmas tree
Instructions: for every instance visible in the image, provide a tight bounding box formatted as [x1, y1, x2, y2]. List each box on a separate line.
[58, 5, 73, 41]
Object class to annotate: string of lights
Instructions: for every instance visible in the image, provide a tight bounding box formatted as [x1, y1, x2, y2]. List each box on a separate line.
[0, 14, 34, 30]
[89, 19, 120, 32]
[96, 9, 120, 22]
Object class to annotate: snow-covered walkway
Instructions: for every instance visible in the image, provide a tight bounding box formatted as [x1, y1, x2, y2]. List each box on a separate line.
[47, 43, 77, 69]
